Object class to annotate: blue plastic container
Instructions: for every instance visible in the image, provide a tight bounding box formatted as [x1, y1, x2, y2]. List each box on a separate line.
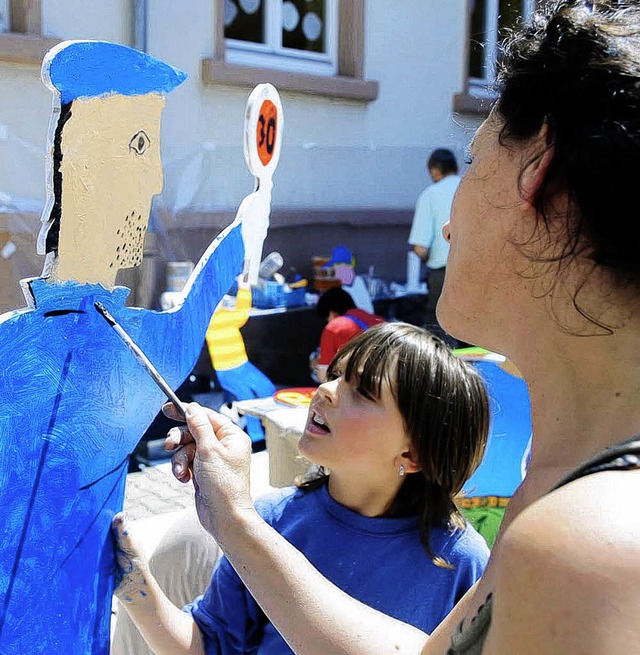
[252, 283, 307, 309]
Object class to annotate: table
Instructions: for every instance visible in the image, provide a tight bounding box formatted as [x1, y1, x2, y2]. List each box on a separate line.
[234, 396, 311, 487]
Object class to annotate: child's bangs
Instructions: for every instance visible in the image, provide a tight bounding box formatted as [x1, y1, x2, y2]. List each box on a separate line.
[330, 330, 397, 400]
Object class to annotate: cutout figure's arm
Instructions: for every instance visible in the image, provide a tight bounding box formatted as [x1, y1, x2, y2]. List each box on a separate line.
[149, 84, 283, 383]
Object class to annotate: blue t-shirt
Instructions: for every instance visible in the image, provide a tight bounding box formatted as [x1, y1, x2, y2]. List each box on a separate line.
[187, 484, 489, 655]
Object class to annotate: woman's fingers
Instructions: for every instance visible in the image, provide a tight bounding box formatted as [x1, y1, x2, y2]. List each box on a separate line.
[164, 425, 192, 451]
[184, 403, 242, 453]
[172, 443, 196, 483]
[201, 405, 244, 440]
[162, 401, 186, 422]
[111, 513, 152, 603]
[165, 403, 242, 482]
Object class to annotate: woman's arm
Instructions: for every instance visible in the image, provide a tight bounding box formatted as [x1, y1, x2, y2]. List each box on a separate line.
[112, 514, 206, 655]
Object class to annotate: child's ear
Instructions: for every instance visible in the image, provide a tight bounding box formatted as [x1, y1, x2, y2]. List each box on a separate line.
[520, 122, 554, 207]
[399, 448, 422, 474]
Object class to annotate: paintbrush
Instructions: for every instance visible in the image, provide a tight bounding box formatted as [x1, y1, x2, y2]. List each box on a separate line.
[94, 301, 187, 419]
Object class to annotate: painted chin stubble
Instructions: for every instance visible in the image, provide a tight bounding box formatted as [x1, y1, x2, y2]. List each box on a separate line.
[111, 211, 147, 269]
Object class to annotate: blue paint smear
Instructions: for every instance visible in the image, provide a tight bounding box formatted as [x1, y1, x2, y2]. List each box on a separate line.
[461, 361, 533, 499]
[0, 222, 243, 654]
[46, 41, 187, 103]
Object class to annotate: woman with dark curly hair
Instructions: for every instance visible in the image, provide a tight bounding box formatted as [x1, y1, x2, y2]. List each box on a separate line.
[143, 2, 640, 654]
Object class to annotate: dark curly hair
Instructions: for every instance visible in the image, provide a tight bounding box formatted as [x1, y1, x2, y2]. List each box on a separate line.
[495, 0, 640, 321]
[298, 323, 490, 568]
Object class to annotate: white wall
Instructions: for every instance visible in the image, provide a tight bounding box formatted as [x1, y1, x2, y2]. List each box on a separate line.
[0, 0, 482, 215]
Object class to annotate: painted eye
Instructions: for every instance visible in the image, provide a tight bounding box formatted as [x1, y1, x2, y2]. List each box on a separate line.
[129, 131, 151, 155]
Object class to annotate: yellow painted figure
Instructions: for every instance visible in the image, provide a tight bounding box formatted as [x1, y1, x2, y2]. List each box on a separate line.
[206, 283, 275, 442]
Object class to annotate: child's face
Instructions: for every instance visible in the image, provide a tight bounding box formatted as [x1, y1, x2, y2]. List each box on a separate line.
[299, 370, 411, 480]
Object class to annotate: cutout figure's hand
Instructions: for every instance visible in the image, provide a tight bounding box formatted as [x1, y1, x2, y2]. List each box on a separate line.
[162, 403, 255, 540]
[112, 513, 153, 606]
[239, 83, 283, 285]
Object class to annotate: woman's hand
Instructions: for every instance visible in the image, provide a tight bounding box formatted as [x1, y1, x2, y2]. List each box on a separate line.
[163, 402, 255, 539]
[112, 513, 153, 606]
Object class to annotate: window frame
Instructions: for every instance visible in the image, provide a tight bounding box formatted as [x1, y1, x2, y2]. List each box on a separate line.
[225, 0, 339, 77]
[0, 0, 60, 65]
[453, 0, 536, 115]
[203, 0, 378, 103]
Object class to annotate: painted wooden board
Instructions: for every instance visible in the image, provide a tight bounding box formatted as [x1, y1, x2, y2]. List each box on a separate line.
[0, 40, 282, 654]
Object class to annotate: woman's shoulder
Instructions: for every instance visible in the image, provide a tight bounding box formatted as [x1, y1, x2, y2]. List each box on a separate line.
[487, 469, 640, 653]
[503, 466, 640, 563]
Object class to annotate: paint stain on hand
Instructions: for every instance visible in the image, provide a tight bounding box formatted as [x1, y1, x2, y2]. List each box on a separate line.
[111, 513, 152, 604]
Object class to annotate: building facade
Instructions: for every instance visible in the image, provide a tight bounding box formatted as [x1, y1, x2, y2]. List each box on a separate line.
[0, 0, 533, 311]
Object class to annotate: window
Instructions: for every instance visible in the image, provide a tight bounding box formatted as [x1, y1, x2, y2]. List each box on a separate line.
[468, 0, 535, 92]
[203, 0, 378, 103]
[454, 0, 535, 113]
[223, 0, 338, 76]
[0, 1, 61, 66]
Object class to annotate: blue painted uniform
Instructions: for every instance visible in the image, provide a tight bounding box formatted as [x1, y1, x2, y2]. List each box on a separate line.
[0, 223, 243, 654]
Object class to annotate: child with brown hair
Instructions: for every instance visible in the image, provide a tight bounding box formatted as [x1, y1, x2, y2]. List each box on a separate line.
[113, 323, 490, 655]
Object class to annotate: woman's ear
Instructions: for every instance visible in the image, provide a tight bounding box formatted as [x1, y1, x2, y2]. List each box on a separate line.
[520, 122, 554, 207]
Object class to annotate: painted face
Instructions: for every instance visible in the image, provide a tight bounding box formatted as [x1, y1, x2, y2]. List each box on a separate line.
[438, 114, 530, 351]
[56, 93, 165, 283]
[298, 370, 411, 481]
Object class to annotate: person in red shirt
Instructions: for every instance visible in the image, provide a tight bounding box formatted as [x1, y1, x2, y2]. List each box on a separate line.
[313, 287, 385, 382]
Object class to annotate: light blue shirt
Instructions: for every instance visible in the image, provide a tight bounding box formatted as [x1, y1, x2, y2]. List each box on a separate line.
[408, 174, 460, 269]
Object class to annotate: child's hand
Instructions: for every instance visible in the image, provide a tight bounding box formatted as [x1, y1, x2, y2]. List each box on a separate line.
[112, 513, 152, 605]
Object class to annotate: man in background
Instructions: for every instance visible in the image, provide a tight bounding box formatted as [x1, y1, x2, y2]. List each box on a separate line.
[408, 148, 460, 346]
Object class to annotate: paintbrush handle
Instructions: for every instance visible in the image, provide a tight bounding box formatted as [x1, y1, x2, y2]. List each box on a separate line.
[94, 302, 187, 418]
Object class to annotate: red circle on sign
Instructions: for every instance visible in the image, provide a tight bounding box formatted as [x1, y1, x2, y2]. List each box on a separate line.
[256, 99, 278, 166]
[273, 387, 317, 407]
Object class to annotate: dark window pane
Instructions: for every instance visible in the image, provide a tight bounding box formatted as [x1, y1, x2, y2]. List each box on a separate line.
[498, 0, 522, 42]
[282, 0, 325, 54]
[469, 0, 487, 78]
[224, 0, 265, 44]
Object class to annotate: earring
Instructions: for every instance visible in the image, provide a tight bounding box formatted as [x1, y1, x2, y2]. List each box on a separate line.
[398, 464, 405, 477]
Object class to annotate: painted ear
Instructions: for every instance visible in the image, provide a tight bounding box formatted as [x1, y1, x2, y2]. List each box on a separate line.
[520, 123, 554, 207]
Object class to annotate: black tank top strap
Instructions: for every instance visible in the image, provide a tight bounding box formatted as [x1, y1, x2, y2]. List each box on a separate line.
[551, 434, 640, 492]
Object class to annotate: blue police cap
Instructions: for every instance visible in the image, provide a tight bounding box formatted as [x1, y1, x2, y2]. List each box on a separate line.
[43, 40, 187, 104]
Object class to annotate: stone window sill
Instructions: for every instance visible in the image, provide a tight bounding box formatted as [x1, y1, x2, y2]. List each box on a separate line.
[452, 90, 496, 116]
[0, 33, 62, 65]
[201, 58, 379, 103]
